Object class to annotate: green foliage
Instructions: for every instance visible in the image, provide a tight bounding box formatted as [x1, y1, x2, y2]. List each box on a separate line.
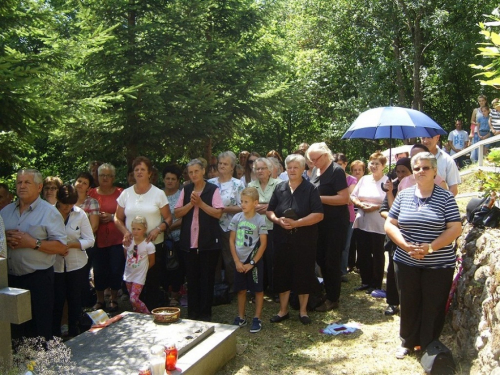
[470, 8, 500, 86]
[1, 0, 499, 182]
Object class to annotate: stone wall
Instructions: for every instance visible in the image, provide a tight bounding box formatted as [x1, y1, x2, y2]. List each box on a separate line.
[450, 224, 500, 374]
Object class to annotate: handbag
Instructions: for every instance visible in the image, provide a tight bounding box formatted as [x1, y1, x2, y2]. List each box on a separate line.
[420, 340, 456, 374]
[467, 196, 500, 228]
[164, 235, 180, 271]
[283, 208, 299, 220]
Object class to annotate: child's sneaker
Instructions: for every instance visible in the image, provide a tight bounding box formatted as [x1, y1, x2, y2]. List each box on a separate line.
[233, 316, 247, 327]
[249, 317, 262, 333]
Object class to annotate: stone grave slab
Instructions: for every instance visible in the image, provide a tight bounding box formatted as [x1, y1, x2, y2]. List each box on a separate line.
[66, 312, 238, 374]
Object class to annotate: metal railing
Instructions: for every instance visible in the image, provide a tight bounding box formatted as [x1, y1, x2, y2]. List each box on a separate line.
[451, 133, 500, 167]
[450, 134, 500, 200]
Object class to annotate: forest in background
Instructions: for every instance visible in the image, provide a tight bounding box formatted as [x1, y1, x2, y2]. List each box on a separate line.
[1, 0, 499, 185]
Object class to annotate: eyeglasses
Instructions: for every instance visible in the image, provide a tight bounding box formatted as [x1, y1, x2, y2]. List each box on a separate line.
[99, 174, 114, 178]
[43, 186, 58, 191]
[133, 244, 138, 259]
[310, 154, 324, 163]
[255, 167, 268, 171]
[413, 166, 432, 172]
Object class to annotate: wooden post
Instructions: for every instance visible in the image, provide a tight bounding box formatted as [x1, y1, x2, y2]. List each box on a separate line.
[0, 258, 31, 368]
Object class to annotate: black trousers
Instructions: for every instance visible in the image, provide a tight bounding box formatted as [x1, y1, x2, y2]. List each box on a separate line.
[356, 229, 386, 289]
[183, 248, 220, 321]
[164, 241, 185, 293]
[93, 244, 125, 291]
[263, 230, 274, 293]
[53, 266, 87, 336]
[385, 244, 399, 306]
[316, 218, 348, 302]
[395, 261, 454, 349]
[9, 267, 54, 341]
[142, 242, 166, 311]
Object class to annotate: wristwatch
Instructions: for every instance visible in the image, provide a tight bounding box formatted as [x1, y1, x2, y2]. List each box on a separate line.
[34, 239, 42, 250]
[249, 259, 256, 266]
[428, 244, 434, 254]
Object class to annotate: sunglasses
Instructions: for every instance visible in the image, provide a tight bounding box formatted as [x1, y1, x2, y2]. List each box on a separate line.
[413, 166, 432, 172]
[133, 244, 138, 259]
[248, 159, 256, 164]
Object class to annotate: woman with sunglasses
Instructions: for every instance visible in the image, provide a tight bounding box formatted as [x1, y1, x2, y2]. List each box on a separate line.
[240, 152, 260, 187]
[385, 152, 461, 359]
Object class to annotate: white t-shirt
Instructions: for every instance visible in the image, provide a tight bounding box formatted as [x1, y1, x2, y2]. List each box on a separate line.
[448, 129, 469, 154]
[117, 185, 169, 244]
[123, 240, 156, 285]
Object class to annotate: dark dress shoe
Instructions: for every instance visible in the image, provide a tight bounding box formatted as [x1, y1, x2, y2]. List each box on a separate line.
[315, 299, 339, 312]
[299, 315, 311, 325]
[355, 284, 370, 291]
[270, 313, 290, 323]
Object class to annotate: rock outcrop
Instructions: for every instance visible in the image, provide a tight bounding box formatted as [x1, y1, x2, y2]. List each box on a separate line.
[451, 224, 500, 374]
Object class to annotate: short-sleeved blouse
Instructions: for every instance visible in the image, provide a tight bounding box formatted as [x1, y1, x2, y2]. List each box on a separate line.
[346, 175, 358, 222]
[248, 177, 281, 230]
[351, 174, 388, 234]
[388, 185, 460, 269]
[78, 195, 100, 218]
[267, 179, 323, 244]
[208, 177, 244, 232]
[166, 189, 181, 242]
[117, 185, 169, 245]
[309, 161, 349, 222]
[89, 187, 123, 248]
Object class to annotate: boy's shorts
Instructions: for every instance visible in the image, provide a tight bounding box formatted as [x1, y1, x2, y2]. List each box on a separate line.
[233, 254, 264, 293]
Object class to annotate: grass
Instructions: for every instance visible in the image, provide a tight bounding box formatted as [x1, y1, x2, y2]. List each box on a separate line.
[212, 169, 484, 375]
[212, 271, 465, 375]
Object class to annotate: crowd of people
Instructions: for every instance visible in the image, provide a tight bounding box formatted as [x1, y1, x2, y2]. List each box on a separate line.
[0, 133, 464, 360]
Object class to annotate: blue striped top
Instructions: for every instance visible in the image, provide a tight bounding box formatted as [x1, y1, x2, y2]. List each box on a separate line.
[388, 185, 460, 269]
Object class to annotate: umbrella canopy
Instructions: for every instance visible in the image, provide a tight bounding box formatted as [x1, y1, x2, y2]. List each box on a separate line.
[342, 107, 447, 140]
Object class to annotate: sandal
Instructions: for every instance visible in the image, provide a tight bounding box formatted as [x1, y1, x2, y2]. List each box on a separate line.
[108, 300, 119, 312]
[93, 301, 106, 311]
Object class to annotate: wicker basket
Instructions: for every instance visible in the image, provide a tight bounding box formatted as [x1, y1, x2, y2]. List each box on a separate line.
[151, 307, 181, 323]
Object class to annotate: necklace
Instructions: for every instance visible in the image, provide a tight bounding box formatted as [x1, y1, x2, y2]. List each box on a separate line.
[416, 196, 430, 211]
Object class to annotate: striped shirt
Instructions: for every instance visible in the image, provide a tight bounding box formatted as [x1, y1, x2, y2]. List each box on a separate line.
[388, 185, 460, 269]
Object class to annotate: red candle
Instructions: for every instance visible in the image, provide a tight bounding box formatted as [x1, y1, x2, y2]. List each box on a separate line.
[165, 343, 178, 371]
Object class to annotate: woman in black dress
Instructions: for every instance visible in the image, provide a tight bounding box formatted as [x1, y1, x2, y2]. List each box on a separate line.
[266, 154, 324, 325]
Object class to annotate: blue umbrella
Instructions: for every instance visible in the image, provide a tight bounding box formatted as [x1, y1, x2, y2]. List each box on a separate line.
[342, 107, 447, 178]
[342, 107, 447, 140]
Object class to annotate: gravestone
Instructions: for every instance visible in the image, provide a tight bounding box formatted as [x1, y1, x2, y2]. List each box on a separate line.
[0, 258, 32, 368]
[66, 312, 239, 374]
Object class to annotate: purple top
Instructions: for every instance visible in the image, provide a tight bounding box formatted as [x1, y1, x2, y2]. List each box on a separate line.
[346, 175, 358, 222]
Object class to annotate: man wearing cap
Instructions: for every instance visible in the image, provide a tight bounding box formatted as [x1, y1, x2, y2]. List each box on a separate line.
[1, 169, 67, 340]
[447, 119, 469, 169]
